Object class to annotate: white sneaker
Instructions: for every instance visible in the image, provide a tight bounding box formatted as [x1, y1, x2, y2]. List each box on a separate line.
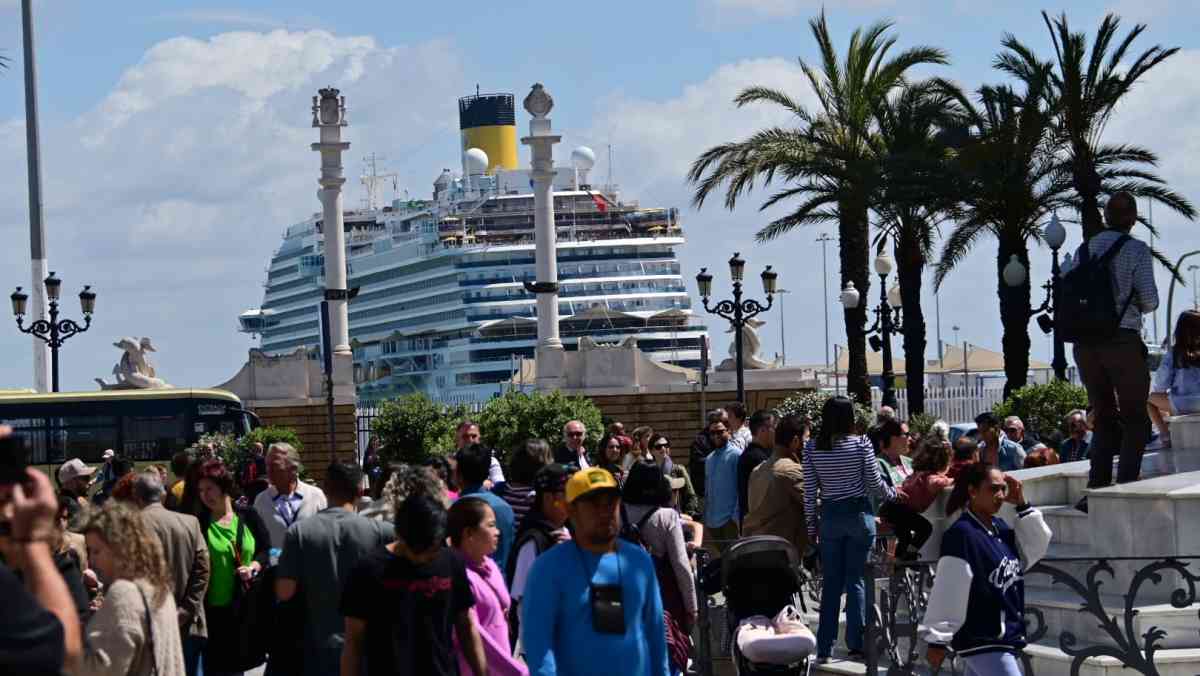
[772, 604, 807, 635]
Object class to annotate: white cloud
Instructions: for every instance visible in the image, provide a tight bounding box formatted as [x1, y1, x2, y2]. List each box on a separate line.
[0, 29, 466, 390]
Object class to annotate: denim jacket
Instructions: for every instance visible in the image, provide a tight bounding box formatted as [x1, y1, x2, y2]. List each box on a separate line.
[1153, 351, 1200, 415]
[979, 433, 1027, 472]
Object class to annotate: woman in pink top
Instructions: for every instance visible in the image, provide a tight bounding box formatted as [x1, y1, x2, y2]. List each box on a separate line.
[449, 497, 529, 676]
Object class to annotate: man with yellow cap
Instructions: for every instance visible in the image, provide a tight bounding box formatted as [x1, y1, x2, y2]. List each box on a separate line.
[520, 467, 669, 676]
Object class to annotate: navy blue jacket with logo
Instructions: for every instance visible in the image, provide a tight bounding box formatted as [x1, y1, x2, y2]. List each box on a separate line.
[921, 506, 1052, 656]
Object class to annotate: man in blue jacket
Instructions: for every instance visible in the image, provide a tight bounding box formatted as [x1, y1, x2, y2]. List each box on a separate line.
[520, 467, 668, 676]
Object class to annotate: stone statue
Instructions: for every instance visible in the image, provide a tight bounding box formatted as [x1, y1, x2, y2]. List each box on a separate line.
[95, 337, 170, 390]
[716, 318, 777, 371]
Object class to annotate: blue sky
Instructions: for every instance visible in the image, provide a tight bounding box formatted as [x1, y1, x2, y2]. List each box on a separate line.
[0, 0, 1197, 392]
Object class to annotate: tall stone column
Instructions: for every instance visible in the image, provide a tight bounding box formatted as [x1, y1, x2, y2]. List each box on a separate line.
[520, 83, 565, 388]
[311, 88, 352, 356]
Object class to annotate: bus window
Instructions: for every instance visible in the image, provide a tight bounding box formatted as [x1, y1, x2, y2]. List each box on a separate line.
[123, 415, 187, 462]
[59, 417, 119, 463]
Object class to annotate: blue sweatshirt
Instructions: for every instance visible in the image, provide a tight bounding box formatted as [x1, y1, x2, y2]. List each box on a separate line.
[921, 507, 1051, 656]
[521, 540, 669, 676]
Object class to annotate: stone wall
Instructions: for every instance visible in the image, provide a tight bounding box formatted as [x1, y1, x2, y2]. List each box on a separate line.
[250, 403, 357, 485]
[585, 386, 811, 463]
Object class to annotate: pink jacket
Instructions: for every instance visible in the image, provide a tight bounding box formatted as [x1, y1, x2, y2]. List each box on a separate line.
[899, 471, 953, 514]
[455, 555, 529, 676]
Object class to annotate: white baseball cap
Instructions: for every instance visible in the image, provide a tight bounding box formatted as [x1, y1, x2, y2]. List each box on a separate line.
[58, 458, 96, 484]
[102, 449, 115, 459]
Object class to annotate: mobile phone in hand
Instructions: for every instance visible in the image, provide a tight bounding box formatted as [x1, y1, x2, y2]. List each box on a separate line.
[0, 436, 29, 485]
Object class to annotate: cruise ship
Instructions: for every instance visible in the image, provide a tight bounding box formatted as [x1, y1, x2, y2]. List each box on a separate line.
[240, 92, 706, 404]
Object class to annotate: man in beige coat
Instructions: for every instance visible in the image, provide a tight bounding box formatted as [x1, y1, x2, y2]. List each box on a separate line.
[133, 472, 209, 676]
[742, 414, 809, 556]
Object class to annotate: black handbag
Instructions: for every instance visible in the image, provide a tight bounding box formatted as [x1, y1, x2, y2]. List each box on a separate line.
[226, 514, 268, 671]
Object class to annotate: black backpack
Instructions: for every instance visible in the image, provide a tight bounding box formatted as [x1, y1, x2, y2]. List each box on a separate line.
[1057, 235, 1135, 344]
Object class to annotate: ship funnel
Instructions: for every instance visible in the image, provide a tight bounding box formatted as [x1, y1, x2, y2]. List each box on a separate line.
[458, 92, 518, 174]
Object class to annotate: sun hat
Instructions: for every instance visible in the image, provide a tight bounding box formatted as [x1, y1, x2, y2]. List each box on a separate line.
[102, 449, 115, 459]
[58, 458, 96, 484]
[533, 463, 572, 495]
[565, 467, 620, 504]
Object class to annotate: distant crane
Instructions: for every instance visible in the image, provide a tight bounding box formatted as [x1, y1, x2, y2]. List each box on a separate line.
[360, 153, 398, 210]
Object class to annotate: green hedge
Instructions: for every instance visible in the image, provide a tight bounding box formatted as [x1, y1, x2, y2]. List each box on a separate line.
[993, 380, 1089, 439]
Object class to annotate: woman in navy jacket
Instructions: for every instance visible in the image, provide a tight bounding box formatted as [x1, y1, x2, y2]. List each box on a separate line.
[921, 462, 1052, 675]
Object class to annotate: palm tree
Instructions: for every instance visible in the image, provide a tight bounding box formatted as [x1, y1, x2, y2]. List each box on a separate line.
[870, 80, 964, 414]
[688, 12, 948, 405]
[936, 72, 1074, 398]
[1000, 12, 1193, 240]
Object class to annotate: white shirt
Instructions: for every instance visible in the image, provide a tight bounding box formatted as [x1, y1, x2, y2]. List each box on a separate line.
[253, 480, 328, 550]
[732, 426, 753, 451]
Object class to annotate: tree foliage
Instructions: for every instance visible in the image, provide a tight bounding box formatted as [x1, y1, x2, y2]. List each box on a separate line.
[371, 394, 470, 465]
[476, 390, 604, 460]
[774, 390, 873, 441]
[993, 379, 1089, 439]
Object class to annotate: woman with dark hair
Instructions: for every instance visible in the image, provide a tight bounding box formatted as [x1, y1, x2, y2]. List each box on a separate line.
[448, 497, 528, 676]
[1149, 310, 1200, 449]
[195, 459, 270, 676]
[622, 462, 697, 676]
[597, 433, 627, 486]
[424, 455, 459, 501]
[803, 396, 895, 663]
[922, 463, 1051, 676]
[875, 418, 932, 561]
[493, 439, 552, 532]
[341, 494, 487, 676]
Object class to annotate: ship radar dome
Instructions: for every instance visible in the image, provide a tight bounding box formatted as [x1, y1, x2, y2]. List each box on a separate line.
[464, 147, 489, 175]
[571, 146, 596, 171]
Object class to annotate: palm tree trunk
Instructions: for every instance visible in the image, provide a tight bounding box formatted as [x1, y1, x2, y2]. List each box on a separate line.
[840, 198, 871, 405]
[1074, 156, 1105, 240]
[896, 233, 926, 415]
[997, 241, 1032, 399]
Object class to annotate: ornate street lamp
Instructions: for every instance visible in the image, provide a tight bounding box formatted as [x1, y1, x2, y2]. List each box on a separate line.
[1003, 213, 1068, 380]
[11, 272, 95, 392]
[850, 252, 904, 409]
[696, 253, 776, 403]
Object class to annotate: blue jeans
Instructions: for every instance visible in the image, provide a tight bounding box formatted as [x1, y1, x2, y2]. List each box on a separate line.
[181, 636, 204, 676]
[816, 497, 875, 657]
[963, 650, 1022, 676]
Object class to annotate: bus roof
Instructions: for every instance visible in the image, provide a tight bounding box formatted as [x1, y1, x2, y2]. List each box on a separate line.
[0, 388, 243, 405]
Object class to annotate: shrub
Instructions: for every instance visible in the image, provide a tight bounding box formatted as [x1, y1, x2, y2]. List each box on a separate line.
[993, 380, 1089, 440]
[236, 426, 303, 456]
[906, 413, 940, 437]
[372, 394, 470, 465]
[774, 390, 873, 441]
[477, 390, 604, 460]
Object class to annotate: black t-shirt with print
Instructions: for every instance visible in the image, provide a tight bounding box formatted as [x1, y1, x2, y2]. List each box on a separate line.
[340, 546, 474, 676]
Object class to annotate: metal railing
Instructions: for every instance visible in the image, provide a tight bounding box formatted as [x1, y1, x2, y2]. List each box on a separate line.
[862, 554, 1200, 676]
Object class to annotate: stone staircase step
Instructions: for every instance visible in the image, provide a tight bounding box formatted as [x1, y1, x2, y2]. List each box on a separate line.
[1024, 586, 1200, 650]
[1022, 542, 1092, 592]
[1037, 504, 1090, 546]
[1025, 642, 1200, 676]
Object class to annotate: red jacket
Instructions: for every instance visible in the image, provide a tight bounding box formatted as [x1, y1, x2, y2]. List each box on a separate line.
[899, 471, 953, 514]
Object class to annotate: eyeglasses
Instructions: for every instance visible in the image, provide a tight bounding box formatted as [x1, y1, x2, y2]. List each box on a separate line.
[652, 443, 670, 449]
[567, 431, 585, 437]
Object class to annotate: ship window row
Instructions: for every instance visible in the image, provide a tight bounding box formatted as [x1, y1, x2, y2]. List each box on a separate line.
[265, 305, 316, 325]
[261, 321, 320, 341]
[460, 245, 672, 267]
[262, 333, 319, 352]
[348, 291, 462, 323]
[456, 251, 676, 271]
[464, 297, 690, 323]
[262, 289, 319, 311]
[348, 256, 455, 288]
[272, 245, 313, 263]
[464, 280, 686, 303]
[267, 264, 299, 281]
[458, 261, 680, 286]
[349, 273, 460, 306]
[265, 277, 314, 295]
[353, 309, 468, 337]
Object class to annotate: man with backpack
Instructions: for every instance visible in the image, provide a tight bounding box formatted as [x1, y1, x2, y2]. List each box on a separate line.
[1061, 191, 1158, 491]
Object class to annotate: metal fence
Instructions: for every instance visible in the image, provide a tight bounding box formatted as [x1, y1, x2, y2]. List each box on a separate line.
[355, 400, 486, 461]
[870, 386, 1007, 423]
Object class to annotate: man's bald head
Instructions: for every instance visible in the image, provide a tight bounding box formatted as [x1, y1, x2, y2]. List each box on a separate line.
[1105, 191, 1138, 232]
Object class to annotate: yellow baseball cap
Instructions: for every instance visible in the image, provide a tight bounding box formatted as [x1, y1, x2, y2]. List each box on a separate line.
[566, 467, 621, 504]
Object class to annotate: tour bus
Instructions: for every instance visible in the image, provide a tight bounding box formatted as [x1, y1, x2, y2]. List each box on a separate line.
[0, 388, 258, 465]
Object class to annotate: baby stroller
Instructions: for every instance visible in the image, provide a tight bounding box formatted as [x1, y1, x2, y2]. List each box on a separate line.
[721, 536, 815, 675]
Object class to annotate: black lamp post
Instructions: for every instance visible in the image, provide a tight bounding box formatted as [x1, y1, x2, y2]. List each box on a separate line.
[696, 252, 777, 404]
[1003, 213, 1068, 381]
[842, 251, 904, 409]
[11, 272, 95, 392]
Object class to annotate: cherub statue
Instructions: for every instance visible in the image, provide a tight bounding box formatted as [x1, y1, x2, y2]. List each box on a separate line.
[715, 318, 777, 370]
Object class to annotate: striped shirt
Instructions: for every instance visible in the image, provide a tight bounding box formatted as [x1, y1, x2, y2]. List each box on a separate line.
[1071, 230, 1158, 331]
[803, 435, 895, 540]
[493, 482, 537, 532]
